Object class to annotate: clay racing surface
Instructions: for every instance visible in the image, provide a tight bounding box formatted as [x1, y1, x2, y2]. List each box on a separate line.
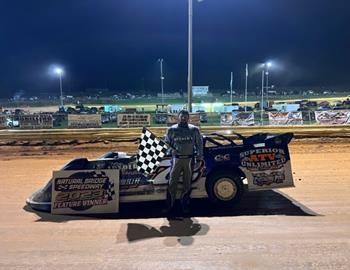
[0, 139, 349, 269]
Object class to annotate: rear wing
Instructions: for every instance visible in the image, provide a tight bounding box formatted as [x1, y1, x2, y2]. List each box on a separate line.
[203, 132, 293, 148]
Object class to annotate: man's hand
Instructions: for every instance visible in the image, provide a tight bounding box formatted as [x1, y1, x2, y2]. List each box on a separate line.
[196, 156, 203, 162]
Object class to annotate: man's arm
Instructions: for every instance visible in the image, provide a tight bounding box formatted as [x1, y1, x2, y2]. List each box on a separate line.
[164, 127, 175, 155]
[194, 128, 203, 159]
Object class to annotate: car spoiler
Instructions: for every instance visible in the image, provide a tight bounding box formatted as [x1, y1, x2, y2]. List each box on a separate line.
[203, 132, 294, 147]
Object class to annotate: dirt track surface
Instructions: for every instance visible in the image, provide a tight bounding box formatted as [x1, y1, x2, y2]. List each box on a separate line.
[1, 139, 350, 269]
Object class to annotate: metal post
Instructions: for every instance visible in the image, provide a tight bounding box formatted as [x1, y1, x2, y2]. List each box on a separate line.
[230, 72, 233, 104]
[59, 73, 63, 108]
[260, 68, 265, 125]
[308, 110, 311, 124]
[187, 0, 193, 112]
[266, 68, 269, 106]
[245, 63, 248, 112]
[159, 58, 164, 105]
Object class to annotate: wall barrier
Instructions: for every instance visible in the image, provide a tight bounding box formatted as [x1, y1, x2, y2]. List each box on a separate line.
[68, 114, 102, 128]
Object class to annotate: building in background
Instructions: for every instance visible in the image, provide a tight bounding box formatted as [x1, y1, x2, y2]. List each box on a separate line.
[192, 86, 209, 96]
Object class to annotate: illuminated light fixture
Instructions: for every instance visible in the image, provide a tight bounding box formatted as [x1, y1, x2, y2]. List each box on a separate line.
[55, 67, 63, 75]
[53, 66, 64, 109]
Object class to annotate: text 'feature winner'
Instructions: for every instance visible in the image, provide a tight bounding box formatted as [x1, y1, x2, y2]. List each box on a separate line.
[51, 170, 119, 214]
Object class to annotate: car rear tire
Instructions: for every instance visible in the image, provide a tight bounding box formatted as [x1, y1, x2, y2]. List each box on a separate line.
[206, 170, 244, 207]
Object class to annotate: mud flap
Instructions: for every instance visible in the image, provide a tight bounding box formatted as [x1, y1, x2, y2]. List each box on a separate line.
[51, 169, 120, 214]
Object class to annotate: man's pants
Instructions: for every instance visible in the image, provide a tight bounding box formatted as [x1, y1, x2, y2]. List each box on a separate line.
[167, 157, 192, 208]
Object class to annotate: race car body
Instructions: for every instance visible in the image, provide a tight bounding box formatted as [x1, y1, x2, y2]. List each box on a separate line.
[27, 132, 295, 214]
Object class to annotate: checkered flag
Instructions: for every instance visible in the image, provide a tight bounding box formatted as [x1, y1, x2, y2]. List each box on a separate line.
[137, 127, 169, 174]
[106, 181, 115, 201]
[92, 171, 115, 201]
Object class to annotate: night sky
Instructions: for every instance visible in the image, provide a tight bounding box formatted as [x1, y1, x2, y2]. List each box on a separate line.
[0, 0, 349, 98]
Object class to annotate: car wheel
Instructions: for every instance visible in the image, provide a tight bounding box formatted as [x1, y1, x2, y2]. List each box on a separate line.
[206, 171, 244, 207]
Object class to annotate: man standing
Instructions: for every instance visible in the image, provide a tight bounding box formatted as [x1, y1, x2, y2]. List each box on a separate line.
[164, 110, 203, 214]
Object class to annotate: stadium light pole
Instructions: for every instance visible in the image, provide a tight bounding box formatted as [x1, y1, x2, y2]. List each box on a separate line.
[158, 58, 165, 105]
[260, 66, 265, 125]
[230, 72, 233, 104]
[187, 0, 204, 112]
[245, 64, 248, 112]
[265, 62, 272, 105]
[55, 68, 64, 109]
[187, 0, 193, 112]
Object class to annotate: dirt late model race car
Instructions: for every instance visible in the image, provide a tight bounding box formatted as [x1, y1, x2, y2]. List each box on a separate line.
[27, 132, 295, 214]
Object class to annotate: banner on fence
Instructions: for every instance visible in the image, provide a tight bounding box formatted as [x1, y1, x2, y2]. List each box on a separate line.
[51, 169, 119, 215]
[232, 112, 255, 126]
[166, 113, 200, 126]
[68, 114, 101, 128]
[220, 113, 233, 126]
[315, 110, 350, 125]
[268, 112, 303, 125]
[0, 115, 6, 129]
[220, 112, 255, 126]
[19, 114, 53, 129]
[117, 113, 151, 127]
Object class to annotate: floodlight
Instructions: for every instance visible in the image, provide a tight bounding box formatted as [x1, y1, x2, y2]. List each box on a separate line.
[55, 68, 63, 75]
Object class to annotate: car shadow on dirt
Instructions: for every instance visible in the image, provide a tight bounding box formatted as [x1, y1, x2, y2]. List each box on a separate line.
[23, 189, 319, 223]
[116, 217, 210, 246]
[23, 189, 319, 245]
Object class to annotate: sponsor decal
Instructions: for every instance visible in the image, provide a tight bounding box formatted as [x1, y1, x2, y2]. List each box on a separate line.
[173, 135, 193, 143]
[119, 170, 155, 195]
[150, 158, 205, 184]
[240, 148, 286, 170]
[120, 170, 148, 188]
[252, 171, 285, 186]
[108, 161, 138, 171]
[214, 154, 230, 162]
[239, 147, 294, 190]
